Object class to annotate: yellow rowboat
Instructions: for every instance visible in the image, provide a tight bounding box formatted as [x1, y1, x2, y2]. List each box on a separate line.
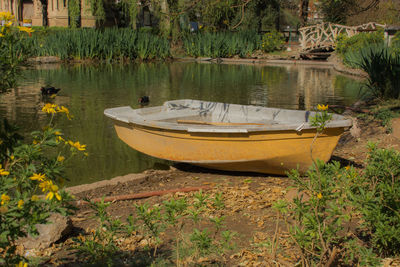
[104, 99, 352, 175]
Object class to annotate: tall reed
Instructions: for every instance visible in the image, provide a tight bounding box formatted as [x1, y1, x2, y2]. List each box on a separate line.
[349, 45, 400, 99]
[182, 31, 262, 58]
[27, 28, 170, 61]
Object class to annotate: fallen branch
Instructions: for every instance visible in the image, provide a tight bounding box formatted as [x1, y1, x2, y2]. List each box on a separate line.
[74, 186, 212, 206]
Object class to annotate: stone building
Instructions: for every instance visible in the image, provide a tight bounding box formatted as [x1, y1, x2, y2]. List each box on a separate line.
[0, 0, 96, 27]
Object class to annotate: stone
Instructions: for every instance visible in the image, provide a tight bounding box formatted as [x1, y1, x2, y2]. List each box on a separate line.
[391, 118, 400, 139]
[350, 118, 361, 139]
[17, 213, 72, 250]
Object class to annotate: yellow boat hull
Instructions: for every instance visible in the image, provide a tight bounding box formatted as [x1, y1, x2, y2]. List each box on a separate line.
[113, 121, 344, 175]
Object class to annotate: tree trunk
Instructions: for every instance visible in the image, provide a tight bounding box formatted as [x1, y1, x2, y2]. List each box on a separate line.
[299, 0, 309, 26]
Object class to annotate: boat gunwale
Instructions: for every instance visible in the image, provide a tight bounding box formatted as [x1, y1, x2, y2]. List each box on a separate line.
[104, 99, 353, 133]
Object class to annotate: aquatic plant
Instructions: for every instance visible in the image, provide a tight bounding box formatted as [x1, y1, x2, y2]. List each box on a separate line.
[27, 28, 170, 61]
[182, 31, 262, 58]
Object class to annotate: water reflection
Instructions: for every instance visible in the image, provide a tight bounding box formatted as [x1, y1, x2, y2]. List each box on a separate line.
[0, 62, 362, 185]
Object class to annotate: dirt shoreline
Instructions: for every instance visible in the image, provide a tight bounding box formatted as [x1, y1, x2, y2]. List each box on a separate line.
[29, 54, 365, 78]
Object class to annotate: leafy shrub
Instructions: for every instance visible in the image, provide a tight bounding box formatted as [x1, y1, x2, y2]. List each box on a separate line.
[0, 12, 33, 92]
[261, 30, 285, 52]
[352, 45, 400, 99]
[0, 103, 85, 265]
[351, 143, 400, 255]
[336, 30, 385, 65]
[392, 31, 400, 54]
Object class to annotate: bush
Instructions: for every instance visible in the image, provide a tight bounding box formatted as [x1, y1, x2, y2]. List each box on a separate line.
[336, 30, 385, 63]
[0, 12, 33, 92]
[351, 143, 400, 255]
[0, 103, 85, 265]
[352, 45, 400, 99]
[261, 30, 285, 52]
[392, 32, 400, 54]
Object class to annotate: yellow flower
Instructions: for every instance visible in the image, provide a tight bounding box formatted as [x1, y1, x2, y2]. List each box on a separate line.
[345, 165, 350, 171]
[1, 194, 10, 205]
[317, 104, 329, 111]
[0, 164, 9, 176]
[30, 173, 46, 181]
[18, 26, 34, 34]
[0, 33, 4, 38]
[54, 131, 62, 135]
[16, 261, 28, 267]
[0, 11, 15, 21]
[17, 199, 24, 209]
[317, 193, 323, 199]
[31, 195, 39, 201]
[68, 140, 86, 151]
[42, 103, 58, 114]
[56, 136, 65, 143]
[33, 139, 39, 145]
[10, 155, 14, 160]
[57, 155, 65, 162]
[57, 105, 72, 119]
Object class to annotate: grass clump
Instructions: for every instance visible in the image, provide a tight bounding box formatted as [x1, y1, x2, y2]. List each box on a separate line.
[182, 31, 263, 58]
[26, 28, 170, 61]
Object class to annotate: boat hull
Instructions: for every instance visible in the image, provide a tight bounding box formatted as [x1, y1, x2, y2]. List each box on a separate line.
[113, 120, 344, 175]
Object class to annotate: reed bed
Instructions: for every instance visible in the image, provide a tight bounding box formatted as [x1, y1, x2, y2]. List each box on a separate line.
[26, 28, 170, 61]
[182, 31, 262, 58]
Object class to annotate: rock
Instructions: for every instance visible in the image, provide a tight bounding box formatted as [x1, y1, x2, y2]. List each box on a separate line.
[391, 118, 400, 139]
[350, 118, 361, 139]
[17, 213, 72, 250]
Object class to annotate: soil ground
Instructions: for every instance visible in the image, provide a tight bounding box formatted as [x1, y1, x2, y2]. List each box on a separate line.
[29, 114, 400, 266]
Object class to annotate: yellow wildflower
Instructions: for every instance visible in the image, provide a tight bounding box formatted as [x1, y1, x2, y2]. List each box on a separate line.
[56, 136, 65, 143]
[68, 140, 86, 151]
[10, 155, 14, 160]
[57, 105, 72, 119]
[46, 184, 61, 201]
[0, 11, 15, 21]
[18, 26, 34, 34]
[317, 193, 323, 199]
[31, 195, 39, 201]
[33, 139, 39, 145]
[30, 173, 46, 181]
[0, 165, 9, 176]
[1, 194, 10, 205]
[54, 131, 62, 135]
[0, 33, 4, 38]
[42, 103, 58, 114]
[317, 104, 329, 111]
[345, 165, 351, 171]
[57, 155, 65, 162]
[16, 261, 28, 267]
[17, 199, 24, 209]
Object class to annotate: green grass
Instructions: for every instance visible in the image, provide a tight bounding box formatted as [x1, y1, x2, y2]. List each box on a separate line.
[26, 28, 170, 61]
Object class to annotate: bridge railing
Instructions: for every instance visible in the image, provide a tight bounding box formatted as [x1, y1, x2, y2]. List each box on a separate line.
[299, 22, 386, 52]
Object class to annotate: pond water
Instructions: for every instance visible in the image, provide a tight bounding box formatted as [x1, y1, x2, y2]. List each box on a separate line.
[0, 62, 363, 186]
